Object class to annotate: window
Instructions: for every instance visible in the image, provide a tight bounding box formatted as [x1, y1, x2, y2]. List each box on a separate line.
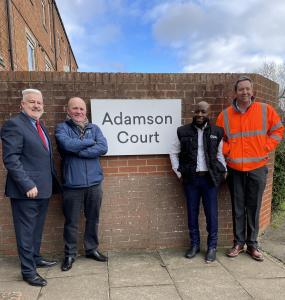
[0, 55, 4, 68]
[64, 47, 68, 65]
[0, 32, 4, 67]
[47, 3, 52, 47]
[45, 56, 52, 71]
[57, 32, 61, 58]
[41, 0, 47, 28]
[26, 31, 36, 71]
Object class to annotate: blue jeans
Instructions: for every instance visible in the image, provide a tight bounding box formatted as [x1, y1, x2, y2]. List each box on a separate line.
[184, 175, 218, 249]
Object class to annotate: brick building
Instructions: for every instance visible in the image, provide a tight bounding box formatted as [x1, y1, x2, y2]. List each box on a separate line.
[0, 71, 279, 255]
[0, 0, 77, 72]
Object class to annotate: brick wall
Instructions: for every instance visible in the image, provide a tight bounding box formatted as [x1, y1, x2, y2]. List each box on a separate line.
[0, 0, 9, 70]
[0, 0, 77, 71]
[0, 71, 279, 256]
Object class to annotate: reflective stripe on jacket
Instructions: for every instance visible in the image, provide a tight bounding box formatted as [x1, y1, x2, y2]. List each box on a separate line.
[216, 100, 284, 171]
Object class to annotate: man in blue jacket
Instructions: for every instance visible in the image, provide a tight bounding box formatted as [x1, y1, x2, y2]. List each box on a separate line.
[55, 97, 108, 271]
[1, 89, 59, 286]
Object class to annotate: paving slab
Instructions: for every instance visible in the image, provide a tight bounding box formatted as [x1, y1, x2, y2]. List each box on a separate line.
[0, 257, 20, 282]
[0, 281, 40, 300]
[159, 248, 219, 270]
[260, 213, 285, 264]
[40, 274, 109, 300]
[110, 285, 181, 300]
[0, 256, 48, 282]
[108, 250, 172, 288]
[109, 263, 172, 288]
[217, 252, 285, 279]
[168, 260, 250, 300]
[0, 291, 22, 300]
[46, 256, 107, 278]
[238, 278, 285, 300]
[108, 250, 162, 268]
[1, 246, 285, 300]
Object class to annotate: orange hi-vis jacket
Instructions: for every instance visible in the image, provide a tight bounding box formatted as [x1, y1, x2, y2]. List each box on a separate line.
[216, 99, 284, 171]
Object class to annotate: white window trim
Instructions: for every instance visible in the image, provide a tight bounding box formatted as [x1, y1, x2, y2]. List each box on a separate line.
[57, 31, 61, 58]
[41, 0, 47, 28]
[0, 54, 4, 67]
[45, 55, 53, 71]
[26, 30, 36, 71]
[47, 2, 52, 47]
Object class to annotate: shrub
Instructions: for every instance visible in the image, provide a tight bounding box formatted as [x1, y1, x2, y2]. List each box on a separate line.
[272, 140, 285, 211]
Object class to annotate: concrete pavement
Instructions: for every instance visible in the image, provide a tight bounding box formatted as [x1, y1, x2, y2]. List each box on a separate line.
[260, 218, 285, 263]
[1, 247, 285, 300]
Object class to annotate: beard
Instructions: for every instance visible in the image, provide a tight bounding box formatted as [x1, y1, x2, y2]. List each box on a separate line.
[193, 116, 209, 128]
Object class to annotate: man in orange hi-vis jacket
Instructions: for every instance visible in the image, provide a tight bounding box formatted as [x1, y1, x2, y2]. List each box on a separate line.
[216, 76, 284, 262]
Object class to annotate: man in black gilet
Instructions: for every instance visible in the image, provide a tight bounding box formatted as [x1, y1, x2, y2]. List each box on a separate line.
[170, 101, 226, 262]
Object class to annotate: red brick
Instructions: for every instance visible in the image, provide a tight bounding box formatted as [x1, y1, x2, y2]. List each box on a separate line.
[108, 160, 128, 167]
[118, 166, 138, 173]
[0, 0, 77, 71]
[128, 159, 147, 166]
[146, 158, 170, 165]
[0, 72, 278, 256]
[138, 166, 157, 173]
[103, 167, 119, 174]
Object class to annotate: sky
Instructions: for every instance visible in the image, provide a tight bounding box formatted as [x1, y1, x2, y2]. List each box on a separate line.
[56, 0, 285, 73]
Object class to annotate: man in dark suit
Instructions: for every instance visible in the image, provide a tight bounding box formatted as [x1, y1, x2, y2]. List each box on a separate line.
[1, 89, 60, 287]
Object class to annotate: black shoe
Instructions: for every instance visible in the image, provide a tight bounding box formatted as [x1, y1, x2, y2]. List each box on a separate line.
[86, 250, 108, 262]
[23, 273, 47, 287]
[61, 257, 75, 271]
[36, 259, 57, 268]
[205, 248, 216, 263]
[185, 245, 200, 259]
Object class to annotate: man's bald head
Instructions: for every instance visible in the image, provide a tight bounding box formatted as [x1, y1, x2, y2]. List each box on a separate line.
[67, 97, 87, 124]
[193, 101, 210, 127]
[196, 101, 210, 112]
[68, 97, 86, 110]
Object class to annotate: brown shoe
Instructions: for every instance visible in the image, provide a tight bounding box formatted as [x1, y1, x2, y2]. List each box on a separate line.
[246, 246, 264, 262]
[226, 244, 244, 257]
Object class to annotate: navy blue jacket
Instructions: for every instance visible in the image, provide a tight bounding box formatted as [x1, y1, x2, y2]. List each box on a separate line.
[55, 120, 108, 188]
[1, 112, 60, 199]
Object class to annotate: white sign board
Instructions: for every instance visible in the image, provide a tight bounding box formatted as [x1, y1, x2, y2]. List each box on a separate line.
[91, 99, 181, 155]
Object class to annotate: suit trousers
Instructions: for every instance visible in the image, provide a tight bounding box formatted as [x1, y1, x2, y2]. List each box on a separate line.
[227, 166, 267, 248]
[184, 174, 218, 249]
[63, 183, 102, 257]
[10, 198, 49, 278]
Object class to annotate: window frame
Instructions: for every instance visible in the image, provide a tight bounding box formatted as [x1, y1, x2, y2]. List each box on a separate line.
[26, 31, 36, 71]
[41, 0, 47, 29]
[45, 55, 53, 71]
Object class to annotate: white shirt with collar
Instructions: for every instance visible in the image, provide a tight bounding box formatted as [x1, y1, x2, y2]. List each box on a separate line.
[169, 123, 226, 179]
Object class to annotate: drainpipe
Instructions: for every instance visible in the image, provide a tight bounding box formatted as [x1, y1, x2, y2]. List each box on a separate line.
[6, 0, 14, 70]
[51, 0, 58, 70]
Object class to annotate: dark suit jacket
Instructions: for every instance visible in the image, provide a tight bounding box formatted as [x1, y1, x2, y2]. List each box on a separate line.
[1, 112, 60, 199]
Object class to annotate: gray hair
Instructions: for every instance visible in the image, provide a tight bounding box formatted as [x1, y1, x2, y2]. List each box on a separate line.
[22, 88, 42, 100]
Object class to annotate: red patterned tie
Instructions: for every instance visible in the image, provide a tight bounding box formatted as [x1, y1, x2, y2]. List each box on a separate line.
[36, 120, 48, 149]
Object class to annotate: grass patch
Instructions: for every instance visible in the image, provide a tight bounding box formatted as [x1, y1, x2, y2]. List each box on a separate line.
[271, 202, 285, 229]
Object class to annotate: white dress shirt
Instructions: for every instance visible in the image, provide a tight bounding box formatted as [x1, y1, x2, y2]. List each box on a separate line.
[169, 124, 226, 179]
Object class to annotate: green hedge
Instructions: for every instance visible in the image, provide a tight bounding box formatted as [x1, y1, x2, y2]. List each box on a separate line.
[272, 140, 285, 211]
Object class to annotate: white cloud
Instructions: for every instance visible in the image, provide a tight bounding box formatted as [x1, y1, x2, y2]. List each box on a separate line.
[56, 0, 285, 72]
[56, 0, 107, 23]
[56, 0, 129, 71]
[147, 0, 285, 72]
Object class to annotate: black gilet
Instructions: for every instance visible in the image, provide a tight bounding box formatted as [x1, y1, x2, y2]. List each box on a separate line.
[177, 122, 225, 186]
